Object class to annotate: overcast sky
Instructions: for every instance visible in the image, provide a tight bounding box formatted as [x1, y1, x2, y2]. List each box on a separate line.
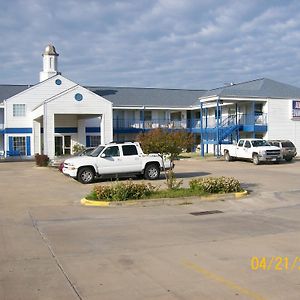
[1, 0, 300, 89]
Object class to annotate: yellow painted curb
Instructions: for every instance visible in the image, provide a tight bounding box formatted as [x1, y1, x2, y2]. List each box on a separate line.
[81, 198, 110, 207]
[234, 190, 248, 199]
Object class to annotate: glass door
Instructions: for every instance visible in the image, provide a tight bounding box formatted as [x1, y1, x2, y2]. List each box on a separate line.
[64, 135, 71, 155]
[55, 136, 63, 156]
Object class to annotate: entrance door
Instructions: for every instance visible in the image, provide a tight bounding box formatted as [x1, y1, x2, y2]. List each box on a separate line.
[55, 136, 63, 156]
[55, 135, 71, 156]
[64, 136, 71, 155]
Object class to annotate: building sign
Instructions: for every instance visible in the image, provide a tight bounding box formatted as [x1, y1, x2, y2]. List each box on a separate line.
[292, 100, 300, 119]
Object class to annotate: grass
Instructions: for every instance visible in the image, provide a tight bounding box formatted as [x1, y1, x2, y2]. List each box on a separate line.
[86, 187, 209, 201]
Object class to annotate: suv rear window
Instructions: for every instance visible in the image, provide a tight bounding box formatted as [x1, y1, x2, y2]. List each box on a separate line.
[122, 145, 138, 156]
[281, 141, 295, 147]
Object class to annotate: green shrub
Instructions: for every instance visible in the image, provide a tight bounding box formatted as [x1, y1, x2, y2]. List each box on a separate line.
[92, 180, 157, 201]
[165, 170, 183, 190]
[189, 176, 242, 193]
[72, 143, 86, 154]
[35, 154, 49, 167]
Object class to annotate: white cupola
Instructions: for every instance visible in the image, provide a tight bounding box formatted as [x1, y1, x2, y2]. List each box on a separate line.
[39, 44, 60, 82]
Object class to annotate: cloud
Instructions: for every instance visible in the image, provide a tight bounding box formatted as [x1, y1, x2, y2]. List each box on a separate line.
[1, 0, 300, 89]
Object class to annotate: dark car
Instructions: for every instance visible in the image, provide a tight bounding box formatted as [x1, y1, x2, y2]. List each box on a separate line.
[268, 140, 297, 162]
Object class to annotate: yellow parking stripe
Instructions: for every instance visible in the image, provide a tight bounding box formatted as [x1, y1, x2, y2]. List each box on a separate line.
[183, 260, 267, 300]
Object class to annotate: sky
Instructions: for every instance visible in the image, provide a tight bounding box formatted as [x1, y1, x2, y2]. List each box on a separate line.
[1, 0, 300, 90]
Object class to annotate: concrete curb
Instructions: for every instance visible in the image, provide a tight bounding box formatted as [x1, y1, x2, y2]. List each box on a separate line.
[80, 190, 248, 207]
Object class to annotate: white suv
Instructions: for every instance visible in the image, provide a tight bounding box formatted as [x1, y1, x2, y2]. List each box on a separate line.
[62, 142, 173, 183]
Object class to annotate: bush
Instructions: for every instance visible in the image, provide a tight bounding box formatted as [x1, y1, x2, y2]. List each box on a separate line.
[189, 176, 242, 193]
[72, 143, 85, 154]
[92, 180, 157, 201]
[165, 170, 183, 190]
[35, 154, 49, 167]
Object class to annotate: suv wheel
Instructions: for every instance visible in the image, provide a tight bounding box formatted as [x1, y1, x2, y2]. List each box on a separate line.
[144, 164, 160, 180]
[285, 157, 293, 162]
[253, 154, 260, 165]
[224, 151, 232, 162]
[77, 167, 95, 184]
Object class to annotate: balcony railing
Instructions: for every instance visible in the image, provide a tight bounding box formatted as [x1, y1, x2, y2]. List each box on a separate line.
[113, 119, 187, 130]
[113, 113, 267, 131]
[190, 113, 267, 129]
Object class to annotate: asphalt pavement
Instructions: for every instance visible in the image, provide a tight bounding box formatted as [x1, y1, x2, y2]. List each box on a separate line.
[1, 159, 300, 300]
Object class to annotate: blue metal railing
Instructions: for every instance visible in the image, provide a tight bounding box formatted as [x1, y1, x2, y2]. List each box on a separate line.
[113, 119, 187, 130]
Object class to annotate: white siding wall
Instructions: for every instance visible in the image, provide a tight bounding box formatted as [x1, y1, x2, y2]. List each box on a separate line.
[5, 75, 76, 128]
[0, 108, 4, 129]
[44, 85, 112, 158]
[267, 99, 300, 152]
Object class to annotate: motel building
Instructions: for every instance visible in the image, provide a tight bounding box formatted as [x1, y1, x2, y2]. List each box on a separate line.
[0, 44, 300, 159]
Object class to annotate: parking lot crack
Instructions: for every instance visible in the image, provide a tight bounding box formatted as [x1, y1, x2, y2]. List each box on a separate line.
[28, 211, 84, 300]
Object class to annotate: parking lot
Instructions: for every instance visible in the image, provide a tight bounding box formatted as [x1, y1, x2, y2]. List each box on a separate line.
[1, 158, 300, 299]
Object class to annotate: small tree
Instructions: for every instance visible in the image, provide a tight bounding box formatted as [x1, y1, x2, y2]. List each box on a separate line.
[137, 128, 194, 162]
[137, 129, 193, 188]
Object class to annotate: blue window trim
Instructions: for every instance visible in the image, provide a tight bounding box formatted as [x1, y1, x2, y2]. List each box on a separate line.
[26, 136, 31, 156]
[85, 127, 100, 133]
[4, 128, 32, 134]
[55, 127, 78, 133]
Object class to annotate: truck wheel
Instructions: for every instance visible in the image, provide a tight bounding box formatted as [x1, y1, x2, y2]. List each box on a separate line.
[144, 164, 160, 180]
[285, 157, 293, 162]
[77, 167, 95, 184]
[252, 154, 260, 165]
[224, 151, 232, 162]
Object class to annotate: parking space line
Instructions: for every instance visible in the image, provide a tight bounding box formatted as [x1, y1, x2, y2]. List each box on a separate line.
[183, 260, 267, 300]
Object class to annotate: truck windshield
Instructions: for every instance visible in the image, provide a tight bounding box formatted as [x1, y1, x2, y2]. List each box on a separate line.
[251, 140, 270, 147]
[89, 146, 105, 157]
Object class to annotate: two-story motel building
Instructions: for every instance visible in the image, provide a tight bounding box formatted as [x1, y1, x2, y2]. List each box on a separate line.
[1, 45, 300, 159]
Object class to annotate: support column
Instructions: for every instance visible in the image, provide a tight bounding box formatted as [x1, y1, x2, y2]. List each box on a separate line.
[100, 115, 104, 145]
[216, 97, 220, 156]
[77, 118, 86, 146]
[43, 106, 55, 158]
[33, 120, 41, 154]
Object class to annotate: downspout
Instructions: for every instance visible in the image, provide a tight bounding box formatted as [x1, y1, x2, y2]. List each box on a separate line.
[200, 101, 204, 157]
[252, 101, 255, 138]
[216, 97, 220, 156]
[205, 108, 208, 153]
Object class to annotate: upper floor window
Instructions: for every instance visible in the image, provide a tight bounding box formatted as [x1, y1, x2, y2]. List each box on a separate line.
[13, 104, 26, 117]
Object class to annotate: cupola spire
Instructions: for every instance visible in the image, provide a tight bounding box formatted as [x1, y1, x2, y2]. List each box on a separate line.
[39, 44, 59, 82]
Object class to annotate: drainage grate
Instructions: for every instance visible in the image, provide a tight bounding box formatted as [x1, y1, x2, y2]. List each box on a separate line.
[190, 210, 223, 216]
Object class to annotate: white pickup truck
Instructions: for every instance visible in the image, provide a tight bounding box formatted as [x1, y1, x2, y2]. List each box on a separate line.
[62, 142, 173, 183]
[222, 139, 282, 165]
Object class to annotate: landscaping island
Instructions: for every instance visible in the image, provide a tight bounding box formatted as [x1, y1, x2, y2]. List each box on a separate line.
[85, 176, 245, 203]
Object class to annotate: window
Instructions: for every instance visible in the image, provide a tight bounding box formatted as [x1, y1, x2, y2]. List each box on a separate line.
[13, 137, 26, 155]
[74, 93, 83, 101]
[122, 145, 138, 156]
[13, 104, 26, 117]
[140, 110, 152, 121]
[244, 141, 251, 148]
[90, 136, 101, 147]
[238, 140, 244, 147]
[103, 146, 120, 157]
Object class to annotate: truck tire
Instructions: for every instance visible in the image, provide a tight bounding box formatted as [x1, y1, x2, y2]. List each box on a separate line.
[77, 167, 95, 184]
[144, 163, 160, 180]
[224, 151, 232, 162]
[252, 154, 260, 165]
